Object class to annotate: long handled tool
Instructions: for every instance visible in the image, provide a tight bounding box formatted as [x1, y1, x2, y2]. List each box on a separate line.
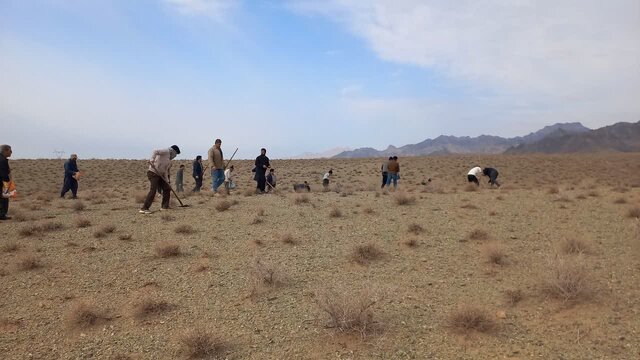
[149, 163, 190, 208]
[224, 147, 239, 169]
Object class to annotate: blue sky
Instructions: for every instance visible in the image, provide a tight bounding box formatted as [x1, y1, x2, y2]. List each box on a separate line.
[1, 0, 639, 159]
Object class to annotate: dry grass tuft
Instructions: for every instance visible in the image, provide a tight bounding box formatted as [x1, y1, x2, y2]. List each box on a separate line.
[482, 242, 506, 264]
[71, 201, 86, 212]
[542, 256, 594, 302]
[403, 238, 419, 248]
[394, 192, 416, 205]
[253, 238, 264, 246]
[118, 234, 133, 241]
[294, 194, 310, 204]
[449, 305, 497, 333]
[560, 237, 592, 255]
[627, 206, 640, 219]
[613, 197, 627, 204]
[315, 286, 380, 335]
[66, 301, 107, 328]
[407, 223, 424, 235]
[155, 241, 181, 258]
[547, 187, 560, 194]
[161, 213, 175, 221]
[504, 289, 524, 306]
[215, 200, 232, 212]
[468, 229, 489, 241]
[251, 216, 263, 225]
[75, 217, 92, 228]
[180, 329, 224, 359]
[351, 244, 384, 265]
[280, 233, 297, 245]
[329, 207, 343, 218]
[16, 253, 41, 271]
[133, 295, 171, 319]
[363, 207, 375, 214]
[174, 224, 195, 234]
[100, 224, 117, 234]
[1, 241, 19, 253]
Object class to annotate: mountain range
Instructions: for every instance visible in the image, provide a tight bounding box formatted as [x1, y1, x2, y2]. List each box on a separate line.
[333, 121, 640, 158]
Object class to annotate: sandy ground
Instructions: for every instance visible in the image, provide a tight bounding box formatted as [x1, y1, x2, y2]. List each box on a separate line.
[1, 153, 639, 359]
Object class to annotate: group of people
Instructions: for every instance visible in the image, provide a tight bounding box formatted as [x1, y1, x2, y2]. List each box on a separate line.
[0, 141, 503, 219]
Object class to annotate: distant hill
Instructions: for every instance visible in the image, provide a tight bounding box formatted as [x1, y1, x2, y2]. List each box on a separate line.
[291, 147, 352, 159]
[505, 121, 640, 154]
[334, 122, 591, 158]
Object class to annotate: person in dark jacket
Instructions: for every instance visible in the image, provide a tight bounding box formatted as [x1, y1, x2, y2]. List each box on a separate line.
[254, 148, 270, 193]
[482, 167, 501, 187]
[192, 155, 203, 192]
[0, 144, 13, 220]
[293, 181, 311, 192]
[60, 154, 80, 199]
[175, 164, 185, 192]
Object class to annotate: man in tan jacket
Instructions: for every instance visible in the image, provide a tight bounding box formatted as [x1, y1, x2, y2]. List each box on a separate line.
[208, 139, 225, 192]
[385, 156, 400, 190]
[140, 145, 180, 214]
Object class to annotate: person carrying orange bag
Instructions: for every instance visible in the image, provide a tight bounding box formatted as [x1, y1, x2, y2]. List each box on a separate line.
[0, 144, 14, 220]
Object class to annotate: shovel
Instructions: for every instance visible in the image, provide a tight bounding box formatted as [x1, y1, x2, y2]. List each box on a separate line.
[149, 163, 190, 208]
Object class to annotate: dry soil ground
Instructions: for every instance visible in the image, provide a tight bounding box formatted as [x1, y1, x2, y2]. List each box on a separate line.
[1, 153, 640, 359]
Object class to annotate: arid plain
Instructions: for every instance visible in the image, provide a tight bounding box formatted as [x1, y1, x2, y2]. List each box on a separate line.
[1, 153, 639, 359]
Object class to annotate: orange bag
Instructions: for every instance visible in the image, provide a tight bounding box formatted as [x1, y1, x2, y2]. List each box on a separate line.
[2, 180, 17, 199]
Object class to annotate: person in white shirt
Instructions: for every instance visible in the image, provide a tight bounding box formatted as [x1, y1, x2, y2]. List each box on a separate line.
[224, 165, 235, 193]
[323, 170, 333, 189]
[467, 166, 482, 187]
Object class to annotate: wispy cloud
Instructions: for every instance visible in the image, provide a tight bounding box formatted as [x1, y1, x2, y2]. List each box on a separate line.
[163, 0, 239, 20]
[289, 0, 640, 120]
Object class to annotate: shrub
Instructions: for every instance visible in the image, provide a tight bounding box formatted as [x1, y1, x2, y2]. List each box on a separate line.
[294, 194, 310, 204]
[547, 187, 560, 194]
[72, 201, 86, 212]
[363, 207, 375, 214]
[133, 296, 171, 319]
[394, 192, 415, 205]
[329, 207, 342, 218]
[180, 329, 224, 359]
[613, 197, 627, 204]
[174, 224, 195, 234]
[100, 224, 116, 234]
[315, 286, 379, 335]
[251, 216, 263, 225]
[281, 233, 297, 245]
[449, 305, 496, 333]
[468, 229, 489, 241]
[42, 221, 64, 232]
[407, 223, 424, 235]
[16, 253, 41, 271]
[504, 289, 524, 306]
[351, 244, 384, 265]
[542, 256, 594, 302]
[76, 218, 92, 228]
[482, 242, 505, 264]
[155, 241, 181, 258]
[560, 237, 591, 255]
[93, 230, 106, 238]
[215, 200, 231, 212]
[627, 207, 640, 219]
[161, 213, 175, 221]
[66, 301, 106, 328]
[403, 238, 418, 248]
[1, 241, 19, 253]
[118, 234, 132, 241]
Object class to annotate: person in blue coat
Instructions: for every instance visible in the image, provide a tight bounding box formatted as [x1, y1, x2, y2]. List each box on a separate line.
[61, 154, 80, 199]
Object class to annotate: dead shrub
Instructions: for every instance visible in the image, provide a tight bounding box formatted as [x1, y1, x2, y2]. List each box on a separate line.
[542, 256, 594, 302]
[394, 192, 415, 205]
[560, 237, 592, 255]
[449, 305, 497, 333]
[403, 238, 418, 248]
[251, 216, 263, 225]
[75, 218, 92, 228]
[42, 221, 64, 232]
[329, 207, 342, 218]
[407, 223, 424, 235]
[504, 289, 524, 306]
[468, 229, 489, 241]
[627, 206, 640, 219]
[253, 239, 264, 246]
[133, 295, 171, 319]
[16, 253, 41, 271]
[71, 201, 86, 212]
[1, 241, 19, 253]
[351, 244, 384, 265]
[547, 187, 560, 194]
[100, 224, 116, 234]
[281, 233, 297, 245]
[363, 207, 374, 214]
[180, 329, 224, 359]
[93, 230, 106, 238]
[294, 194, 310, 204]
[174, 224, 195, 234]
[613, 197, 627, 204]
[155, 241, 181, 258]
[215, 200, 231, 212]
[66, 301, 107, 328]
[118, 234, 132, 241]
[315, 286, 380, 335]
[482, 242, 506, 264]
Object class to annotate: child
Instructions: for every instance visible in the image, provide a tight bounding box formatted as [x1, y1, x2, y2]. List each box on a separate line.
[266, 168, 277, 192]
[224, 165, 235, 193]
[175, 164, 185, 192]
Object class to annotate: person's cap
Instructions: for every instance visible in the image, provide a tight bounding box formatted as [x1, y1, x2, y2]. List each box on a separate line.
[215, 139, 222, 144]
[196, 155, 202, 160]
[170, 145, 181, 154]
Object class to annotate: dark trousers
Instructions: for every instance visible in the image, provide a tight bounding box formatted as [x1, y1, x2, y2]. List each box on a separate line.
[193, 176, 203, 192]
[143, 171, 171, 210]
[381, 172, 388, 188]
[256, 176, 266, 192]
[0, 197, 8, 218]
[468, 175, 479, 186]
[61, 176, 78, 198]
[488, 174, 500, 187]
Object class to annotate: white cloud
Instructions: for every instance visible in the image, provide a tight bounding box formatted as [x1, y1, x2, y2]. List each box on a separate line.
[163, 0, 239, 20]
[290, 0, 640, 123]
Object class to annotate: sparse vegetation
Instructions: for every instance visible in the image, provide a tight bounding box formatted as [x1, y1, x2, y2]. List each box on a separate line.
[407, 223, 424, 235]
[542, 256, 594, 302]
[175, 224, 196, 234]
[75, 217, 92, 228]
[118, 234, 132, 241]
[133, 295, 171, 318]
[315, 286, 379, 335]
[71, 201, 86, 211]
[504, 289, 524, 306]
[560, 237, 592, 255]
[482, 242, 506, 264]
[281, 233, 297, 245]
[16, 253, 41, 271]
[294, 194, 310, 204]
[627, 206, 640, 219]
[329, 207, 342, 218]
[449, 305, 496, 333]
[394, 192, 416, 205]
[1, 241, 19, 253]
[613, 197, 627, 204]
[215, 200, 231, 212]
[468, 229, 489, 241]
[66, 301, 107, 328]
[155, 241, 181, 258]
[403, 238, 418, 248]
[180, 329, 224, 359]
[464, 184, 478, 192]
[351, 244, 384, 265]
